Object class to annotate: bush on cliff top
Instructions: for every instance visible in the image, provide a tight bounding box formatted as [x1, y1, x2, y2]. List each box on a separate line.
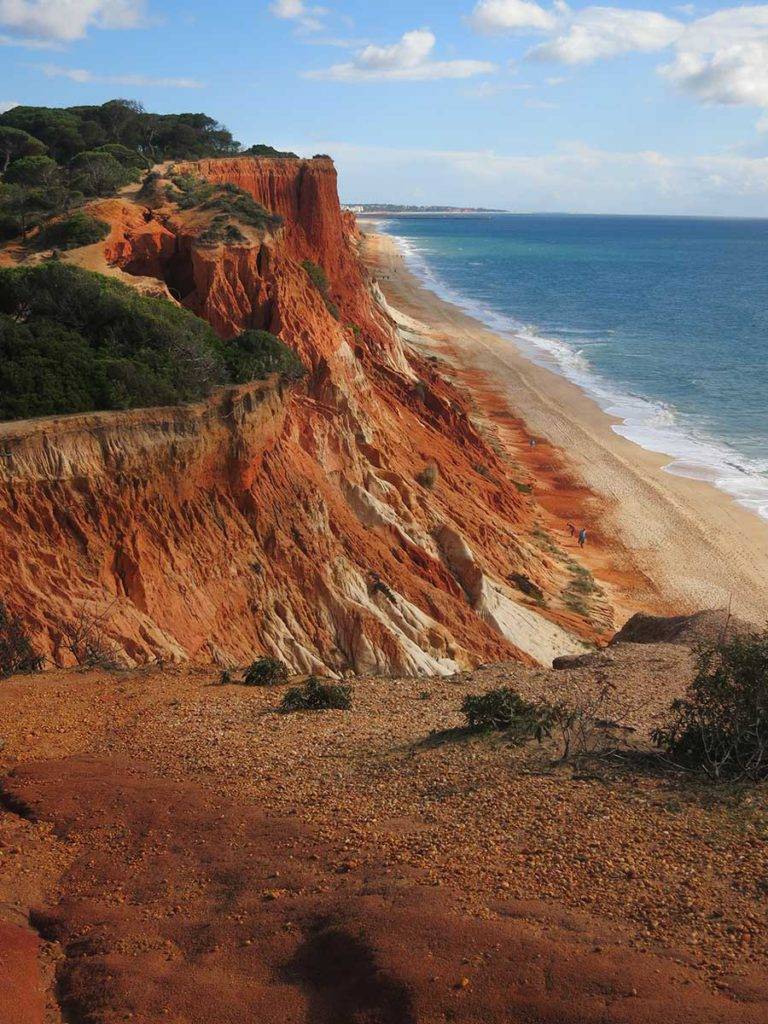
[0, 262, 225, 417]
[0, 263, 305, 421]
[653, 629, 768, 781]
[0, 101, 241, 168]
[226, 330, 306, 385]
[243, 143, 299, 159]
[37, 211, 110, 250]
[169, 174, 282, 235]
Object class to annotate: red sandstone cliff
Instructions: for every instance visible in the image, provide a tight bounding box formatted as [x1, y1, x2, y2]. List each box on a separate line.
[0, 158, 604, 674]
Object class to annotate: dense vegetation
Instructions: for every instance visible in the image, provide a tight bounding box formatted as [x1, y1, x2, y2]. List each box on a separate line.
[0, 100, 298, 242]
[226, 330, 306, 384]
[37, 211, 110, 250]
[0, 100, 240, 167]
[653, 629, 768, 780]
[242, 144, 299, 159]
[167, 173, 283, 241]
[0, 263, 305, 421]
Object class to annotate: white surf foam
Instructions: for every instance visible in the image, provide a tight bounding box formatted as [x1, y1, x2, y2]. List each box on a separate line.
[382, 225, 768, 522]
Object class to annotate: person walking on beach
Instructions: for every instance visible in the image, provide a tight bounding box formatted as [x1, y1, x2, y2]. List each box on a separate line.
[578, 527, 587, 548]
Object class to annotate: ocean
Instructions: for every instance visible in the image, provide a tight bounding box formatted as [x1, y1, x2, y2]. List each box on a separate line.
[374, 213, 768, 521]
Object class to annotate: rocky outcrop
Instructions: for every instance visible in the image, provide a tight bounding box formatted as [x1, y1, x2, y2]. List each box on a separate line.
[611, 608, 753, 648]
[0, 157, 602, 673]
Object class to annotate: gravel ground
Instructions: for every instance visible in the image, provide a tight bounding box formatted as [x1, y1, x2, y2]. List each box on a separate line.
[2, 642, 765, 1000]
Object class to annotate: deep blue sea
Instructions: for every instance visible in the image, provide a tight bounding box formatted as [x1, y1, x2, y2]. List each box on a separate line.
[375, 214, 768, 520]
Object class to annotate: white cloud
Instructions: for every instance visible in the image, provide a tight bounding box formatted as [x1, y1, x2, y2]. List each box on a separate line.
[0, 100, 19, 112]
[678, 5, 768, 51]
[269, 0, 326, 33]
[660, 8, 768, 111]
[470, 2, 768, 124]
[530, 7, 684, 64]
[305, 28, 496, 81]
[470, 0, 558, 33]
[38, 63, 203, 87]
[0, 0, 146, 42]
[662, 42, 768, 107]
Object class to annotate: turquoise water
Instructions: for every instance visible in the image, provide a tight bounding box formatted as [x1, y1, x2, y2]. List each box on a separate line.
[375, 214, 768, 520]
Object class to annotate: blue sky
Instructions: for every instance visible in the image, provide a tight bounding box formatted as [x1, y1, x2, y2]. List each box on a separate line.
[2, 0, 768, 214]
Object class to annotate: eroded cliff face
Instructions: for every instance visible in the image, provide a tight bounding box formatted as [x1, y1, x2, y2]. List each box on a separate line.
[0, 157, 601, 673]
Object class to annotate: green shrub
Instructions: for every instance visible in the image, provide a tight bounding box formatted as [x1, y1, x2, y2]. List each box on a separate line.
[0, 101, 241, 167]
[169, 173, 284, 236]
[226, 330, 306, 384]
[563, 564, 601, 617]
[202, 189, 281, 232]
[243, 656, 289, 687]
[280, 676, 352, 713]
[243, 143, 299, 159]
[168, 173, 217, 209]
[37, 211, 109, 250]
[197, 213, 246, 247]
[0, 126, 46, 175]
[0, 212, 20, 241]
[94, 143, 145, 169]
[137, 171, 164, 203]
[461, 687, 557, 744]
[0, 182, 57, 238]
[5, 154, 61, 189]
[0, 602, 44, 679]
[301, 259, 339, 318]
[69, 150, 136, 196]
[653, 630, 768, 780]
[0, 262, 227, 420]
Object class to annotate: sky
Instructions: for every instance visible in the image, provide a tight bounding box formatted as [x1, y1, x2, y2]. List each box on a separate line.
[2, 0, 768, 214]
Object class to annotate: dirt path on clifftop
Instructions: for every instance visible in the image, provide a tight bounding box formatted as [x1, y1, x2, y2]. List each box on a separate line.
[1, 664, 767, 1022]
[361, 229, 768, 627]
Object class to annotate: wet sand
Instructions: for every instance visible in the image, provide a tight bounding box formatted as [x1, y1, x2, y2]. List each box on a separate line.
[362, 227, 768, 625]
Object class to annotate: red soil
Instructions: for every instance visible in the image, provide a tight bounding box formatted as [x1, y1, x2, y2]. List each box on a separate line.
[4, 753, 764, 1024]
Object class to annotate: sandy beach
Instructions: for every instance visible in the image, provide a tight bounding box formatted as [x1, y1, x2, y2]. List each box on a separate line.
[362, 226, 768, 626]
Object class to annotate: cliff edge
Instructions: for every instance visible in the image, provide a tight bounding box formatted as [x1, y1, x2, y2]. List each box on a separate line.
[0, 157, 608, 673]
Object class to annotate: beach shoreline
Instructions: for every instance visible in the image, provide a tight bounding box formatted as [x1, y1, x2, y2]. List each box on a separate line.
[362, 226, 768, 625]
